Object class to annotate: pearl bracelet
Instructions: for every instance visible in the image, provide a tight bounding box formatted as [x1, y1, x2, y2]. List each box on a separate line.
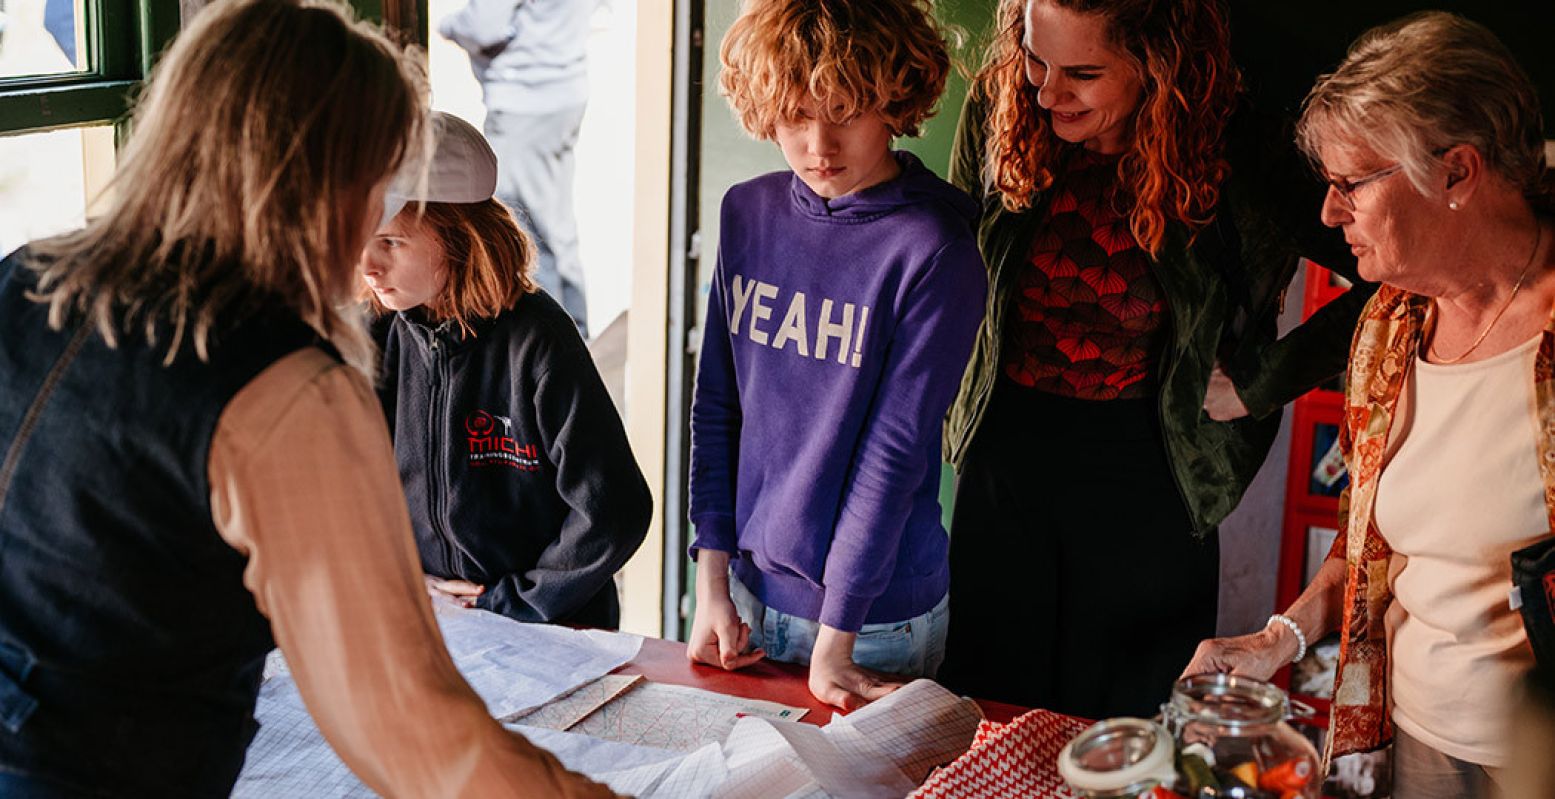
[1268, 614, 1308, 664]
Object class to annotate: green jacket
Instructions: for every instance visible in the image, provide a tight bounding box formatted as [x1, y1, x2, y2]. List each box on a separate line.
[943, 89, 1376, 536]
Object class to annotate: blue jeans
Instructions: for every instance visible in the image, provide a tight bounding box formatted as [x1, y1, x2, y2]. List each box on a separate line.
[728, 571, 949, 679]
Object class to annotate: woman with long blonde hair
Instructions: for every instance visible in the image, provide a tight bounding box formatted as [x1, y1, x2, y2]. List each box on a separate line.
[938, 0, 1371, 719]
[0, 0, 610, 795]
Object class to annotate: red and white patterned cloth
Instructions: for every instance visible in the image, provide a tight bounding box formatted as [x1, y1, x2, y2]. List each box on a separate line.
[908, 709, 1092, 799]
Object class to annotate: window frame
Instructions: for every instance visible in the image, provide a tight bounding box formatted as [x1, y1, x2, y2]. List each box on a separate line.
[0, 0, 179, 135]
[0, 0, 406, 138]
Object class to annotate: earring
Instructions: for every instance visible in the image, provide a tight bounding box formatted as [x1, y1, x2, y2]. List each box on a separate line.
[1449, 201, 1460, 210]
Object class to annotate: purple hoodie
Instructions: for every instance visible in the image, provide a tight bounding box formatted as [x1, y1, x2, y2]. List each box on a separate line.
[689, 151, 986, 633]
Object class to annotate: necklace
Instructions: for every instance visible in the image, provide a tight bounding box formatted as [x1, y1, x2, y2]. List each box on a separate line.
[1429, 223, 1543, 364]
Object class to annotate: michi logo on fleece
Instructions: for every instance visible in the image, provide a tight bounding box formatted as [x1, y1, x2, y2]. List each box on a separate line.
[728, 274, 871, 368]
[464, 410, 540, 472]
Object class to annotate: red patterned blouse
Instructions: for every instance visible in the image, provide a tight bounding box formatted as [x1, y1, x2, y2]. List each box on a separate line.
[1002, 149, 1167, 400]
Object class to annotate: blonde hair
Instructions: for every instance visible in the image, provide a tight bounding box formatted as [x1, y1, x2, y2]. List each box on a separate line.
[977, 0, 1241, 256]
[368, 199, 538, 338]
[718, 0, 950, 139]
[27, 0, 429, 372]
[1297, 11, 1551, 210]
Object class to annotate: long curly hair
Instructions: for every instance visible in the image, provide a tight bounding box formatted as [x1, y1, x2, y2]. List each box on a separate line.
[979, 0, 1241, 255]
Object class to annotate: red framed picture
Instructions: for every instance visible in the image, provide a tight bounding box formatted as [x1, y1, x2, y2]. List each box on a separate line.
[1285, 390, 1345, 515]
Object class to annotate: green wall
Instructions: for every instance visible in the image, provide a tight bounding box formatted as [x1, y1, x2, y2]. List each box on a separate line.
[899, 0, 998, 177]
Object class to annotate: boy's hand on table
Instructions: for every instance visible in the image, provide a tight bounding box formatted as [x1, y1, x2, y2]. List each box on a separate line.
[688, 550, 765, 670]
[687, 595, 765, 670]
[808, 626, 903, 711]
[425, 575, 485, 608]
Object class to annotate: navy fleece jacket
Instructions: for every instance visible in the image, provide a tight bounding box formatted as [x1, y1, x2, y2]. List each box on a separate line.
[379, 290, 650, 628]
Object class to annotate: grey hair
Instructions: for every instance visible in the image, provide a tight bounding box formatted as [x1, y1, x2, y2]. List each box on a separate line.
[1296, 11, 1550, 207]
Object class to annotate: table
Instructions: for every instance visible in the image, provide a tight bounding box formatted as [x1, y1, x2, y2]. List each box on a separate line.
[236, 616, 1054, 798]
[616, 636, 1033, 726]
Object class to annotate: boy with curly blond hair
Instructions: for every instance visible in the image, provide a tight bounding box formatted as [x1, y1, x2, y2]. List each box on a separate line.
[686, 0, 985, 710]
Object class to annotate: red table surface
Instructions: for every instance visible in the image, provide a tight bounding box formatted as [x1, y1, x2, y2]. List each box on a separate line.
[615, 636, 1033, 726]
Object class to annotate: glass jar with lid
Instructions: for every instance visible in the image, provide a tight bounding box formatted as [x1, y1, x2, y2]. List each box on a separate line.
[1161, 673, 1322, 798]
[1057, 718, 1179, 798]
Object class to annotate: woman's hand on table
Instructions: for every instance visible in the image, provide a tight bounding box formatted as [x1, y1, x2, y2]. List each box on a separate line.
[1185, 562, 1342, 682]
[1179, 623, 1297, 682]
[425, 575, 485, 608]
[687, 550, 765, 670]
[1203, 362, 1251, 421]
[808, 626, 903, 711]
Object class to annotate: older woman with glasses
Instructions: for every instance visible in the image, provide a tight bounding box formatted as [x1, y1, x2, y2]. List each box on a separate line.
[1183, 12, 1555, 798]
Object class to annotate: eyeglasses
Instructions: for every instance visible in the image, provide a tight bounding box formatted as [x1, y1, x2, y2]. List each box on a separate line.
[1325, 163, 1404, 211]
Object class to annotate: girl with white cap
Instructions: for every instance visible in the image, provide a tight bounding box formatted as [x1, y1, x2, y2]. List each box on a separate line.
[362, 112, 651, 629]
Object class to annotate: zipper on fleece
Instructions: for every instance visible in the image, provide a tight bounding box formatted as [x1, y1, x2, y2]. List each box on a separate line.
[425, 338, 459, 574]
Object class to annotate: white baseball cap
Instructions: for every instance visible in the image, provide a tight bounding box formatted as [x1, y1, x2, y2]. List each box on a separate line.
[379, 111, 499, 227]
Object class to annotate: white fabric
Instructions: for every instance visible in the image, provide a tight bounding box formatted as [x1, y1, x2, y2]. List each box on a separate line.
[1375, 333, 1546, 766]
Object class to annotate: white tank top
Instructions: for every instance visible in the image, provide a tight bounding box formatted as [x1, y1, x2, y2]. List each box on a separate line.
[1374, 332, 1547, 766]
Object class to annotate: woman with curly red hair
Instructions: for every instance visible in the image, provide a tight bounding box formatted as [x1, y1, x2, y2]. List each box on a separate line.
[938, 0, 1373, 719]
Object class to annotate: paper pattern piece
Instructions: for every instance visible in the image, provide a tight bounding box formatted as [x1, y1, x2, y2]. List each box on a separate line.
[907, 708, 1091, 799]
[582, 679, 981, 798]
[533, 679, 808, 752]
[233, 604, 642, 798]
[506, 673, 649, 728]
[430, 601, 644, 720]
[234, 675, 370, 797]
[505, 724, 684, 776]
[715, 679, 984, 799]
[236, 601, 998, 798]
[599, 739, 732, 797]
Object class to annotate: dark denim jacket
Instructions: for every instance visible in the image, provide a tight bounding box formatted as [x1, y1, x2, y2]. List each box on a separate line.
[0, 248, 314, 797]
[943, 88, 1376, 535]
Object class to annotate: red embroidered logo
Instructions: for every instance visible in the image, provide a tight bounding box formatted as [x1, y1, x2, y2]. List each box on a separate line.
[465, 410, 496, 437]
[464, 410, 540, 472]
